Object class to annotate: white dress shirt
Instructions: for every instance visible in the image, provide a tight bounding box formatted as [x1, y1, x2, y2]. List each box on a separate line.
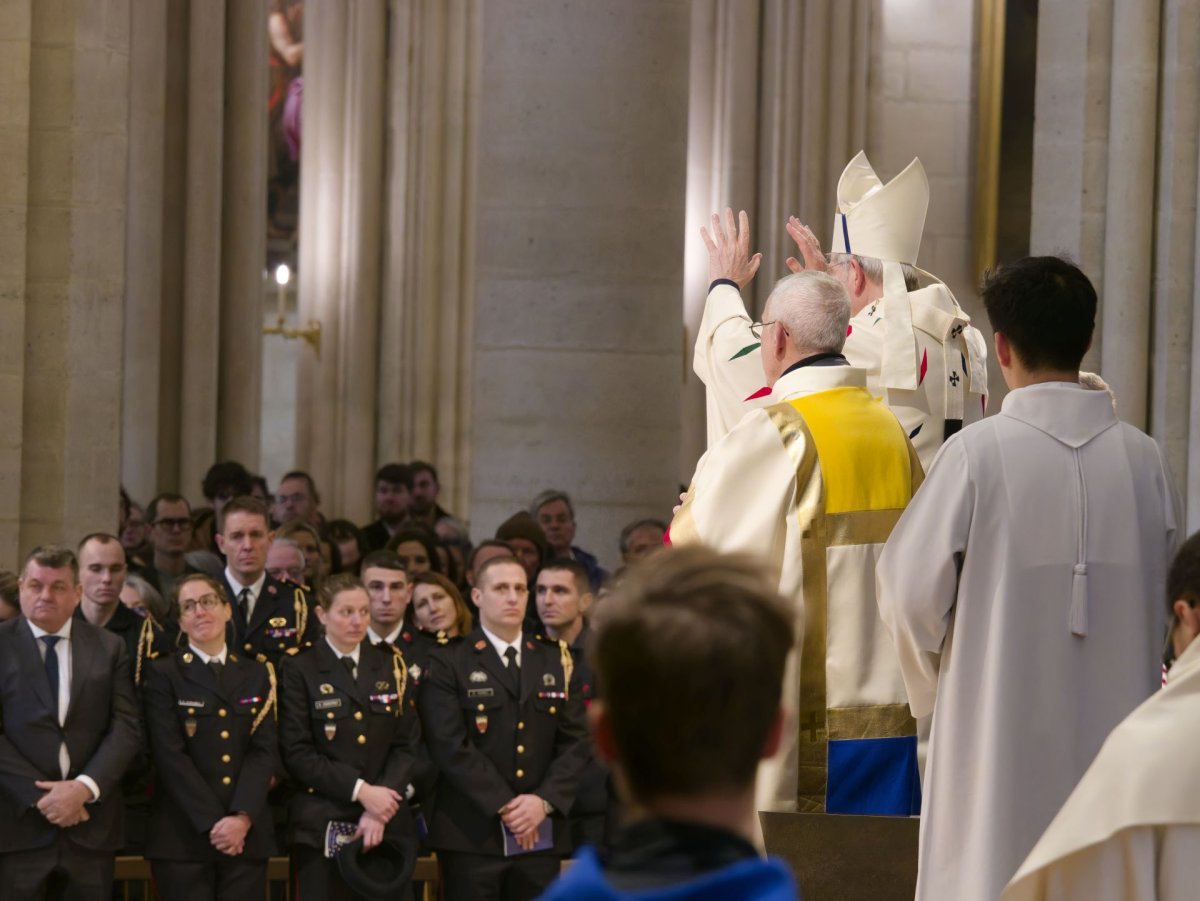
[27, 619, 101, 801]
[224, 568, 267, 621]
[482, 625, 522, 669]
[366, 624, 403, 646]
[189, 644, 229, 666]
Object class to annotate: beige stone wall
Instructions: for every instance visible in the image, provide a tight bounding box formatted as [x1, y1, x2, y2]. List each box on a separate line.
[468, 0, 691, 567]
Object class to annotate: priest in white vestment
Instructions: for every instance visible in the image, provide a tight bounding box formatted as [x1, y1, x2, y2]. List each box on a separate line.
[672, 267, 923, 816]
[1002, 532, 1200, 901]
[877, 256, 1179, 901]
[694, 152, 987, 470]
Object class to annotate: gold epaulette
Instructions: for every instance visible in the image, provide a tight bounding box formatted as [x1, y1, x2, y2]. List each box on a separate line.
[250, 660, 277, 734]
[390, 645, 408, 716]
[559, 639, 573, 701]
[135, 616, 159, 686]
[293, 587, 308, 646]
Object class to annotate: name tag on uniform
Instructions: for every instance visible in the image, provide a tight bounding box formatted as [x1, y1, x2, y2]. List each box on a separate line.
[178, 699, 205, 708]
[467, 688, 494, 698]
[314, 698, 342, 710]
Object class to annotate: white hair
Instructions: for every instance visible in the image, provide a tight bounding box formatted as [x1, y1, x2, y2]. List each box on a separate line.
[269, 537, 305, 558]
[828, 252, 920, 291]
[765, 272, 851, 354]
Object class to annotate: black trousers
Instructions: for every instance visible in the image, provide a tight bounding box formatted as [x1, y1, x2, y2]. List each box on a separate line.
[437, 851, 560, 901]
[0, 834, 113, 901]
[150, 858, 266, 901]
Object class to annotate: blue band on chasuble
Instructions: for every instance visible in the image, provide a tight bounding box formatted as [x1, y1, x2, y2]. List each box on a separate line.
[826, 735, 921, 816]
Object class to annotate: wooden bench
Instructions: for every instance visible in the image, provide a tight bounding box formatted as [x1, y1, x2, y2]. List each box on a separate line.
[114, 854, 442, 899]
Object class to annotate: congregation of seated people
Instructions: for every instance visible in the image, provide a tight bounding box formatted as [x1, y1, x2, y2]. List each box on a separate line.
[0, 458, 664, 901]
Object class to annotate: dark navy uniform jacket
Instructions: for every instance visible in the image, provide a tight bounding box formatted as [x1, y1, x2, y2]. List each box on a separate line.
[417, 628, 589, 856]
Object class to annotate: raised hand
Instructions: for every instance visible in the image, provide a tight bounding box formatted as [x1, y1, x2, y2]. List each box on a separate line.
[700, 209, 762, 289]
[784, 216, 828, 274]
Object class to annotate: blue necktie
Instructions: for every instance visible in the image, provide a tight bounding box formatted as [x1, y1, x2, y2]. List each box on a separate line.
[41, 635, 61, 708]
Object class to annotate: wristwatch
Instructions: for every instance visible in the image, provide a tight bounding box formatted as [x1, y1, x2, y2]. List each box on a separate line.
[542, 799, 554, 816]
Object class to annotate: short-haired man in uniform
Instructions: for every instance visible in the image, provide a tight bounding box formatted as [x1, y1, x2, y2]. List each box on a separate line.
[535, 559, 614, 849]
[217, 496, 316, 666]
[419, 555, 589, 901]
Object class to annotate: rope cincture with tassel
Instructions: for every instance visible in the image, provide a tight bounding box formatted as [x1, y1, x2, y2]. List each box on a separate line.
[558, 639, 573, 701]
[250, 660, 277, 735]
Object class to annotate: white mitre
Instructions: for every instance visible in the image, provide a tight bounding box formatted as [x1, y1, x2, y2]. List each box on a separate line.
[828, 151, 986, 399]
[830, 151, 929, 267]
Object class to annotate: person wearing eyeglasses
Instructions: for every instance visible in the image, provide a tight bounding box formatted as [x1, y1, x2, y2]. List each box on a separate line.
[672, 267, 924, 822]
[132, 492, 204, 601]
[142, 574, 279, 901]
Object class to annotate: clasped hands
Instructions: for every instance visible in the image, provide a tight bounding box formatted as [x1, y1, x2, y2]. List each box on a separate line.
[355, 783, 404, 851]
[34, 780, 92, 828]
[501, 794, 547, 851]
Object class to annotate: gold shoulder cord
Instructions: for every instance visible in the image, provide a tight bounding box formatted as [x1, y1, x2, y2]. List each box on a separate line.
[293, 588, 307, 647]
[135, 617, 159, 686]
[251, 661, 277, 734]
[391, 646, 408, 717]
[559, 640, 573, 701]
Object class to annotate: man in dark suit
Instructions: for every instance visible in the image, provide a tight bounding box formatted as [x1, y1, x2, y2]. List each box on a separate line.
[361, 463, 414, 552]
[216, 495, 317, 666]
[419, 555, 589, 901]
[0, 545, 143, 897]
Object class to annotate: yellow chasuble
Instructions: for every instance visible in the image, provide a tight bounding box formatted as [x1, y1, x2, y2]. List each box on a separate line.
[672, 370, 923, 814]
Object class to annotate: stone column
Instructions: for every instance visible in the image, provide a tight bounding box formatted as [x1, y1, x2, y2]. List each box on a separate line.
[297, 0, 387, 523]
[1032, 0, 1198, 526]
[380, 0, 482, 516]
[1099, 0, 1160, 430]
[17, 0, 131, 549]
[121, 0, 167, 505]
[469, 0, 691, 566]
[218, 0, 268, 468]
[177, 0, 226, 501]
[0, 0, 33, 562]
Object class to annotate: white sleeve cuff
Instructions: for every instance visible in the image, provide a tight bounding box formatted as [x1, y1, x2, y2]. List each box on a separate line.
[75, 775, 101, 803]
[351, 778, 364, 803]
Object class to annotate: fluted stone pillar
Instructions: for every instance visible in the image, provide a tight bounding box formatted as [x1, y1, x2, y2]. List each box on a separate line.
[379, 0, 481, 517]
[177, 0, 226, 501]
[1032, 0, 1199, 527]
[0, 0, 34, 562]
[121, 0, 167, 505]
[9, 0, 131, 552]
[218, 0, 268, 467]
[297, 0, 387, 523]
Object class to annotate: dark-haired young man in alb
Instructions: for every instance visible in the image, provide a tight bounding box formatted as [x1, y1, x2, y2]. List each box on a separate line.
[541, 546, 798, 900]
[878, 256, 1179, 901]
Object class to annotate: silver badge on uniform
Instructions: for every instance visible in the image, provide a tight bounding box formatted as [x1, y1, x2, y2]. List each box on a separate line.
[469, 670, 488, 683]
[324, 723, 337, 740]
[542, 674, 556, 686]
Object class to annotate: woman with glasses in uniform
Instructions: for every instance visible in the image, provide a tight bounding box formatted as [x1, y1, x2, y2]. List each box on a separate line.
[278, 573, 420, 899]
[142, 574, 279, 900]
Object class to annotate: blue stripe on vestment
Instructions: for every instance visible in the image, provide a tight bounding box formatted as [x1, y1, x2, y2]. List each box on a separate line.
[827, 735, 921, 816]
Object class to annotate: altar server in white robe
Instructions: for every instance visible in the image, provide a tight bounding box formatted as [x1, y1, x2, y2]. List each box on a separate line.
[877, 255, 1179, 901]
[694, 152, 987, 469]
[1002, 531, 1200, 901]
